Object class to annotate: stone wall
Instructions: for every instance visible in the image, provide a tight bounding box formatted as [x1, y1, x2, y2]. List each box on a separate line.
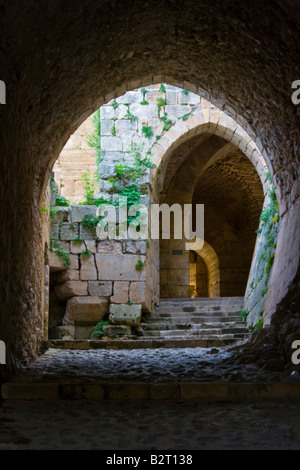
[49, 205, 150, 339]
[53, 117, 97, 204]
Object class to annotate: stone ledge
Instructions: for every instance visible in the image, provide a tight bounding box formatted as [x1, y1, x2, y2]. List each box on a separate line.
[2, 381, 300, 401]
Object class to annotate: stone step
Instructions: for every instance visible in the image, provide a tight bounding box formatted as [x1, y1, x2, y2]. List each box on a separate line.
[156, 306, 243, 314]
[143, 326, 249, 336]
[3, 379, 300, 401]
[41, 337, 240, 351]
[143, 331, 248, 340]
[159, 297, 244, 305]
[147, 315, 243, 323]
[144, 321, 246, 330]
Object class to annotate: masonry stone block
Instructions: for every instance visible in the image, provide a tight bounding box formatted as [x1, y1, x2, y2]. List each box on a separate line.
[80, 254, 97, 281]
[63, 296, 109, 326]
[96, 254, 146, 281]
[88, 281, 113, 297]
[110, 281, 129, 303]
[130, 281, 146, 304]
[70, 205, 97, 223]
[48, 251, 69, 272]
[60, 223, 79, 240]
[54, 281, 88, 300]
[109, 303, 142, 326]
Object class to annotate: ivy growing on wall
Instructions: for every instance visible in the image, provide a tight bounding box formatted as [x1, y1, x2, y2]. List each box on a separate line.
[243, 172, 280, 329]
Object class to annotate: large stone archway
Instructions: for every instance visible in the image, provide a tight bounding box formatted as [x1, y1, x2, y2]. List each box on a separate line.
[0, 1, 299, 379]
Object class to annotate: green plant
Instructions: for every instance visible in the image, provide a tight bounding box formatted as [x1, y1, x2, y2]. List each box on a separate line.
[40, 206, 47, 216]
[92, 320, 110, 338]
[124, 107, 138, 123]
[240, 309, 249, 321]
[179, 112, 192, 121]
[86, 108, 101, 170]
[50, 206, 58, 219]
[182, 89, 189, 95]
[254, 318, 264, 330]
[82, 214, 103, 229]
[73, 237, 83, 245]
[135, 259, 145, 271]
[156, 97, 167, 117]
[55, 193, 70, 206]
[162, 118, 173, 131]
[50, 240, 70, 266]
[81, 248, 91, 258]
[159, 83, 166, 92]
[111, 99, 119, 109]
[111, 124, 116, 136]
[140, 88, 149, 105]
[142, 126, 153, 139]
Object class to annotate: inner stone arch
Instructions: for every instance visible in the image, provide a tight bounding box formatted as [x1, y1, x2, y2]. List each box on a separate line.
[46, 83, 269, 343]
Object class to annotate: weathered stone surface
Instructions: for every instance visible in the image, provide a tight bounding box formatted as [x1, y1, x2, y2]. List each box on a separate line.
[102, 324, 131, 337]
[97, 240, 122, 254]
[70, 241, 84, 254]
[125, 240, 147, 255]
[48, 252, 69, 272]
[54, 281, 88, 300]
[56, 269, 80, 282]
[63, 296, 109, 326]
[80, 254, 97, 281]
[110, 281, 129, 303]
[60, 223, 79, 241]
[88, 281, 113, 297]
[70, 205, 97, 223]
[96, 254, 146, 281]
[51, 207, 70, 224]
[109, 303, 142, 326]
[130, 281, 146, 304]
[55, 325, 75, 340]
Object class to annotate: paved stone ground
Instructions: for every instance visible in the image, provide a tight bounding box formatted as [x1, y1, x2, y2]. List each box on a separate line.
[1, 346, 300, 450]
[1, 397, 300, 450]
[8, 346, 292, 384]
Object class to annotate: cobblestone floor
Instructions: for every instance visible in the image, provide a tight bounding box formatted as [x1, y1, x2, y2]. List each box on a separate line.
[1, 346, 300, 450]
[1, 397, 300, 450]
[11, 346, 292, 384]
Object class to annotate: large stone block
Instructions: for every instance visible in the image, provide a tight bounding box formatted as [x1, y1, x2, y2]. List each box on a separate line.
[109, 303, 142, 326]
[130, 282, 146, 304]
[60, 223, 79, 240]
[56, 269, 80, 282]
[97, 240, 123, 254]
[70, 205, 97, 223]
[110, 281, 129, 303]
[80, 254, 97, 281]
[95, 254, 146, 281]
[54, 281, 88, 300]
[102, 324, 131, 337]
[49, 251, 69, 272]
[63, 296, 109, 326]
[55, 325, 75, 340]
[88, 281, 113, 296]
[125, 240, 147, 255]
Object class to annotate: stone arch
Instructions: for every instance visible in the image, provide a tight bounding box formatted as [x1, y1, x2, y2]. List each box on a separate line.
[194, 241, 221, 298]
[151, 103, 270, 199]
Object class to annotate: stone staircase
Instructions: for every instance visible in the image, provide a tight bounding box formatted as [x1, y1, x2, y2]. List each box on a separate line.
[44, 296, 249, 350]
[142, 296, 249, 347]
